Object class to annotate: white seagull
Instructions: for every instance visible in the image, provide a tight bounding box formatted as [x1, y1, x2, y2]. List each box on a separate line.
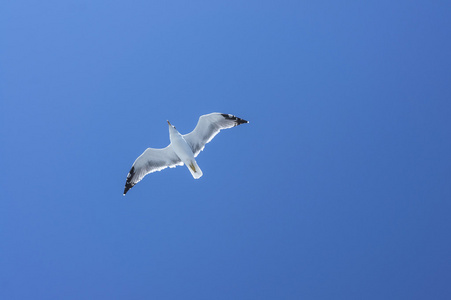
[123, 113, 249, 195]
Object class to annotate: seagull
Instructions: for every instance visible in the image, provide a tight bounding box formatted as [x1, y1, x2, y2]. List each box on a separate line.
[123, 113, 249, 195]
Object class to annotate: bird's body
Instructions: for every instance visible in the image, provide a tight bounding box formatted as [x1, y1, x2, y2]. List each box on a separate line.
[123, 113, 248, 195]
[168, 121, 203, 179]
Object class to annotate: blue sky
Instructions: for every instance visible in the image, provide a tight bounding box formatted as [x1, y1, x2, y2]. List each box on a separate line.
[1, 1, 451, 299]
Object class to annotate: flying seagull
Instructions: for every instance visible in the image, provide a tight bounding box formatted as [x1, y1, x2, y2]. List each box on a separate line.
[123, 113, 249, 195]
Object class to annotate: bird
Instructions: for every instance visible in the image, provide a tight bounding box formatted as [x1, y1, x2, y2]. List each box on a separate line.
[123, 113, 249, 195]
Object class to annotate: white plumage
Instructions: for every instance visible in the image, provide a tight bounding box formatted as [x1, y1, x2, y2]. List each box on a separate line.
[123, 113, 248, 195]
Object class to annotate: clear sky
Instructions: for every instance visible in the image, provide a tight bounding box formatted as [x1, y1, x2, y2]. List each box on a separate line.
[1, 1, 451, 299]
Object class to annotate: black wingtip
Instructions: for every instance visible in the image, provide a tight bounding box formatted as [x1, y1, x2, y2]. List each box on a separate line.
[123, 166, 136, 196]
[221, 113, 249, 126]
[123, 181, 135, 196]
[237, 118, 248, 125]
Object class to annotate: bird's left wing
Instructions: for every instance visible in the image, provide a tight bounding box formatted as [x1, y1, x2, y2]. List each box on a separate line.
[183, 113, 248, 157]
[123, 145, 182, 195]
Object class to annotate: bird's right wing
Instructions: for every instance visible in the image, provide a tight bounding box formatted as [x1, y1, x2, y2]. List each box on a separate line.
[183, 113, 248, 157]
[123, 145, 182, 195]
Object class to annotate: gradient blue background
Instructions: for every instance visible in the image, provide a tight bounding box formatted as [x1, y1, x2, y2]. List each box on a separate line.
[1, 1, 451, 299]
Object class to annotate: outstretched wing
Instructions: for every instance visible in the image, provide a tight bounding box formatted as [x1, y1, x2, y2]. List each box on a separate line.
[123, 145, 182, 195]
[183, 113, 248, 157]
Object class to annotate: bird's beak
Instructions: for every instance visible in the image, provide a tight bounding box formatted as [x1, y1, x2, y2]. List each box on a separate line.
[167, 120, 171, 126]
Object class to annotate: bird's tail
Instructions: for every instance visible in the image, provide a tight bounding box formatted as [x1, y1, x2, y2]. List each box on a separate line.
[187, 160, 203, 179]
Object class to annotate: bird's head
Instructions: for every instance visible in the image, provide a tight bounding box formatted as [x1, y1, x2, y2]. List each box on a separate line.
[167, 120, 179, 138]
[167, 120, 176, 129]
